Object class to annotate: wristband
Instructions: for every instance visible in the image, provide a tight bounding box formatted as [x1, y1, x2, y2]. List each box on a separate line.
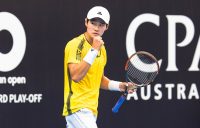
[108, 80, 121, 91]
[83, 48, 98, 65]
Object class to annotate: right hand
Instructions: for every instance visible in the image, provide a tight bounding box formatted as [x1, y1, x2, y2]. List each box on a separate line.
[92, 36, 104, 51]
[119, 82, 137, 93]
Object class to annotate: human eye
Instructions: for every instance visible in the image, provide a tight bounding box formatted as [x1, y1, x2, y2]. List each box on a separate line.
[90, 21, 95, 25]
[99, 23, 106, 27]
[90, 21, 97, 26]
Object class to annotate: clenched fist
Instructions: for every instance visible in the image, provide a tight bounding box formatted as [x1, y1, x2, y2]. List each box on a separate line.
[92, 36, 104, 51]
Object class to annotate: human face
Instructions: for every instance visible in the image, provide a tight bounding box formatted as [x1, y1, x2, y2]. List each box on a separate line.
[85, 18, 108, 38]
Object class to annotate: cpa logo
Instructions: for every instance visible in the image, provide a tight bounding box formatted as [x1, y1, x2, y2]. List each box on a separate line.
[126, 13, 200, 71]
[0, 12, 26, 72]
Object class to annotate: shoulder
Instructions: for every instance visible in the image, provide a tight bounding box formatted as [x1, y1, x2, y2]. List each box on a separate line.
[65, 34, 84, 50]
[66, 34, 84, 46]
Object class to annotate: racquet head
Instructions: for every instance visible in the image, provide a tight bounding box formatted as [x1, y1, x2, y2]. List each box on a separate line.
[125, 51, 159, 88]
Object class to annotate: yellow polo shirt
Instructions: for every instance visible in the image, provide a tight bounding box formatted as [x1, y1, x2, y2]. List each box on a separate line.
[63, 34, 107, 116]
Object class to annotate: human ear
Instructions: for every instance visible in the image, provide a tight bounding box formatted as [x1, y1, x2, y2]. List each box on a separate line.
[105, 24, 109, 30]
[85, 18, 89, 27]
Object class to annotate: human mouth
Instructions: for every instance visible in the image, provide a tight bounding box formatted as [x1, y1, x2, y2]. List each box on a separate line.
[93, 33, 100, 36]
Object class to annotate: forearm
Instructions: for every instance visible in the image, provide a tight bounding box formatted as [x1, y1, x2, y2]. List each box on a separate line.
[68, 48, 99, 82]
[101, 76, 136, 94]
[100, 76, 124, 91]
[68, 61, 90, 82]
[100, 76, 110, 90]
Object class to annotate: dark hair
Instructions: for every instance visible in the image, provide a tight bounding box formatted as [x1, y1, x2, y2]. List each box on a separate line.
[86, 18, 109, 27]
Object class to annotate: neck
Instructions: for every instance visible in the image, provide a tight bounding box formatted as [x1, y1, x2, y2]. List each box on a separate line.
[84, 32, 93, 45]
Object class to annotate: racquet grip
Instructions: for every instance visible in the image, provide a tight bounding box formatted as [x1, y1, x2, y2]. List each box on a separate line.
[112, 94, 126, 113]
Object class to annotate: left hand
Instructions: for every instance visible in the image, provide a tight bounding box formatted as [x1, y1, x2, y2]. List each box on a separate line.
[119, 82, 137, 94]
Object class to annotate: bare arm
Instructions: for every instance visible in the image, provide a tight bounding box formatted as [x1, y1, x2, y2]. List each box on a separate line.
[100, 75, 133, 92]
[68, 62, 91, 82]
[100, 76, 110, 90]
[68, 36, 104, 82]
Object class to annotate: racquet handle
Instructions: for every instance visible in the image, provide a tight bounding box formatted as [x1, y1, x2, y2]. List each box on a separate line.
[112, 94, 126, 113]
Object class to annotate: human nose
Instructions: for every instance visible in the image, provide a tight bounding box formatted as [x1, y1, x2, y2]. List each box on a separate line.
[94, 25, 99, 31]
[92, 23, 100, 30]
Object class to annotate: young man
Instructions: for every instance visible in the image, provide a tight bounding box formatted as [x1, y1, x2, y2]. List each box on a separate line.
[63, 6, 135, 128]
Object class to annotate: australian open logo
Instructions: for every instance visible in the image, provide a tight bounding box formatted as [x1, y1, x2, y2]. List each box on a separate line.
[0, 12, 42, 103]
[0, 12, 27, 86]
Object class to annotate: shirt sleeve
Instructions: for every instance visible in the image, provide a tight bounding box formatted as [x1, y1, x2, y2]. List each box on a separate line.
[65, 39, 81, 64]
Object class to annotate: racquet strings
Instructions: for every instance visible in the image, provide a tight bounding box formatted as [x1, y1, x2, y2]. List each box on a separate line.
[127, 53, 158, 85]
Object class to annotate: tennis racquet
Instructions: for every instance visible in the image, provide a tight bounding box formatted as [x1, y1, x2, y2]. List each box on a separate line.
[112, 51, 160, 113]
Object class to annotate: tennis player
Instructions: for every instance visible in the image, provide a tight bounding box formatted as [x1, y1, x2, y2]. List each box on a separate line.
[63, 6, 135, 128]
